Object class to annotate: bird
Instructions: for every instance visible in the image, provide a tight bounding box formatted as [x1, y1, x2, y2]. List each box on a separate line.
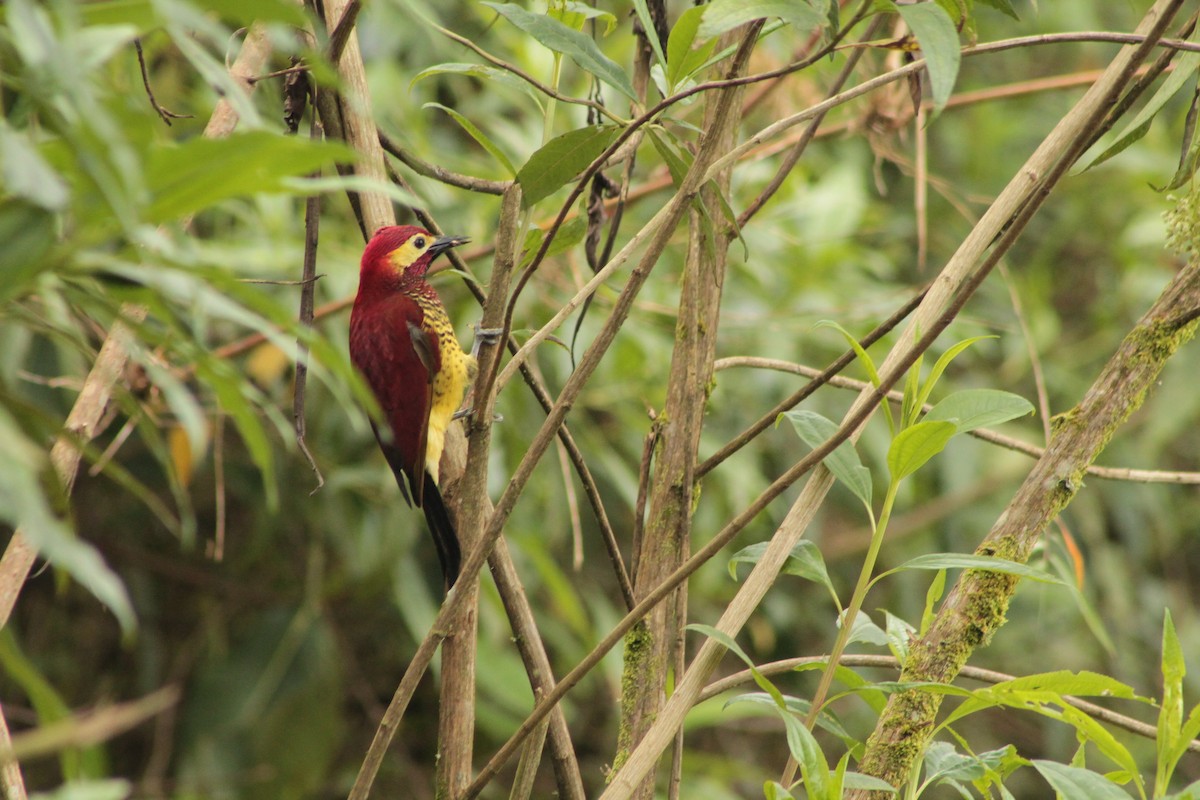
[349, 225, 475, 589]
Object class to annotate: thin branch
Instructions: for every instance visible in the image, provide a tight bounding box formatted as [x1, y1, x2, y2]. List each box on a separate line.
[378, 130, 509, 195]
[697, 287, 928, 479]
[697, 654, 1200, 755]
[294, 116, 326, 492]
[135, 38, 193, 125]
[738, 5, 879, 228]
[714, 356, 1200, 485]
[433, 21, 626, 124]
[327, 0, 361, 63]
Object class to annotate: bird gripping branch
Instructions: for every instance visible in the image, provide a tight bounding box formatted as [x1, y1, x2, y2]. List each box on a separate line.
[349, 225, 474, 589]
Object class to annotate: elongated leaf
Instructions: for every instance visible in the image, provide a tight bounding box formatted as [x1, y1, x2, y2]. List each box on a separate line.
[784, 409, 872, 508]
[925, 389, 1034, 434]
[424, 102, 516, 177]
[1079, 31, 1200, 172]
[887, 419, 957, 482]
[1031, 760, 1132, 800]
[629, 0, 667, 69]
[1158, 609, 1185, 794]
[977, 0, 1020, 19]
[698, 0, 824, 42]
[779, 712, 831, 799]
[667, 6, 716, 89]
[895, 1, 961, 113]
[0, 411, 135, 635]
[145, 132, 355, 222]
[0, 123, 69, 210]
[914, 335, 994, 413]
[0, 630, 105, 779]
[728, 541, 838, 607]
[881, 553, 1066, 585]
[0, 200, 56, 304]
[517, 125, 621, 207]
[482, 3, 636, 100]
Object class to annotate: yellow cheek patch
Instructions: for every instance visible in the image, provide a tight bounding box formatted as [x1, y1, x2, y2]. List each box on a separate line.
[388, 238, 429, 271]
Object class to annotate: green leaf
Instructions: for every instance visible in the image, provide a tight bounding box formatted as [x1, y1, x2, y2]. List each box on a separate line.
[517, 125, 621, 207]
[667, 6, 717, 89]
[1078, 28, 1200, 172]
[924, 389, 1034, 434]
[0, 200, 56, 304]
[881, 553, 1066, 585]
[783, 410, 872, 508]
[0, 411, 135, 636]
[913, 335, 994, 413]
[145, 132, 355, 222]
[1030, 760, 1132, 800]
[976, 0, 1020, 20]
[887, 419, 957, 482]
[482, 3, 636, 100]
[841, 772, 897, 793]
[27, 779, 131, 800]
[698, 0, 824, 42]
[763, 781, 797, 800]
[629, 0, 667, 70]
[521, 216, 588, 268]
[1158, 609, 1186, 795]
[424, 102, 517, 177]
[0, 123, 69, 210]
[894, 1, 961, 113]
[728, 541, 839, 609]
[816, 320, 893, 433]
[779, 712, 831, 800]
[0, 630, 105, 780]
[920, 569, 946, 636]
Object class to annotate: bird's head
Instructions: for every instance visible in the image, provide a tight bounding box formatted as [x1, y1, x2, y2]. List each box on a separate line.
[360, 225, 470, 285]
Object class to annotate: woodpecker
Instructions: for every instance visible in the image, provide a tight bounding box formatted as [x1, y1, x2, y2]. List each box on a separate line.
[349, 225, 474, 589]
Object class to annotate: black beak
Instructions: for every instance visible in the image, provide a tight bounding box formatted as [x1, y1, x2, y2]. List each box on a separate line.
[429, 234, 470, 256]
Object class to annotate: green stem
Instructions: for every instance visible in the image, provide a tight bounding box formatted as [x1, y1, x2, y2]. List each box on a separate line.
[803, 480, 900, 732]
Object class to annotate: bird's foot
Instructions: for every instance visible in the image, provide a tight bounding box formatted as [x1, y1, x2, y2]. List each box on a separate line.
[470, 324, 504, 360]
[452, 406, 504, 425]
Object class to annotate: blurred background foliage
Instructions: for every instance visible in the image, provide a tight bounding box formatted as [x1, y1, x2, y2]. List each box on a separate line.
[1, 0, 1199, 797]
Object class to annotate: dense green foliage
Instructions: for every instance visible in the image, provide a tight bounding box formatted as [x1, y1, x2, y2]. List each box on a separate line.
[3, 0, 1200, 798]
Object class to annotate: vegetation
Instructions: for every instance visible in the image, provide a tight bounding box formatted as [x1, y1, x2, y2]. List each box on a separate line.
[2, 0, 1200, 798]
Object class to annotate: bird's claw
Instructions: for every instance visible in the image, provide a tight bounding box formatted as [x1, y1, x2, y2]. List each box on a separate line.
[453, 407, 504, 425]
[470, 324, 504, 361]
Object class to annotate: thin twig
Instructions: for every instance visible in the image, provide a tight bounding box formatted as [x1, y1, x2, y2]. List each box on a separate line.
[135, 38, 193, 125]
[379, 130, 509, 195]
[327, 0, 361, 64]
[697, 287, 928, 479]
[294, 116, 326, 492]
[696, 654, 1200, 755]
[713, 356, 1200, 485]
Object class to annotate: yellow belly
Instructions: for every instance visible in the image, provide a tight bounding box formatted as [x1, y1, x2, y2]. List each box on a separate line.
[425, 328, 475, 483]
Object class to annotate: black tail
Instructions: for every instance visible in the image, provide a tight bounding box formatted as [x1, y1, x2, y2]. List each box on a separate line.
[421, 475, 462, 589]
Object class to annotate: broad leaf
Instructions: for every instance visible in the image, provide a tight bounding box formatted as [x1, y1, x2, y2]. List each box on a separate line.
[1031, 760, 1132, 800]
[895, 1, 961, 113]
[698, 0, 824, 42]
[783, 410, 872, 508]
[887, 420, 957, 482]
[483, 3, 636, 100]
[517, 125, 621, 207]
[925, 389, 1034, 434]
[880, 553, 1066, 585]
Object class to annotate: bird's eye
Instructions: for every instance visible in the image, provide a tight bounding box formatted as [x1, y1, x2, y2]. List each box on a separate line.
[414, 236, 427, 249]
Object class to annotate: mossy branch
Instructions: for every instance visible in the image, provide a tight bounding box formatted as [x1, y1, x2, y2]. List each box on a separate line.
[851, 253, 1200, 797]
